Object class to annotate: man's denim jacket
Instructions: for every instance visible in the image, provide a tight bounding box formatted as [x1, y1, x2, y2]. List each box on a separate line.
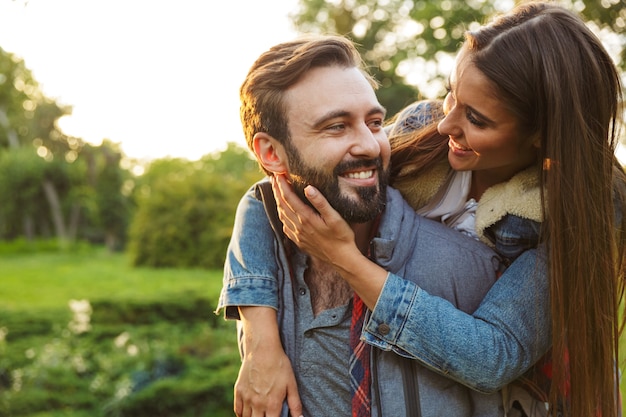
[217, 180, 550, 417]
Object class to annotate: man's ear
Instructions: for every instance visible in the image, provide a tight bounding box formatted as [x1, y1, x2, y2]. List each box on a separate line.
[253, 132, 288, 174]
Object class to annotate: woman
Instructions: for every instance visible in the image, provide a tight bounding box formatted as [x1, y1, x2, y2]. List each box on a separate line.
[273, 2, 626, 416]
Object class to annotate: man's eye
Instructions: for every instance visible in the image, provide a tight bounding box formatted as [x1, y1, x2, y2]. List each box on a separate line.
[369, 119, 383, 129]
[327, 123, 345, 131]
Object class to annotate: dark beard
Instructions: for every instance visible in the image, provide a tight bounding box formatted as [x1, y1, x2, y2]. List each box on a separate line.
[285, 144, 388, 223]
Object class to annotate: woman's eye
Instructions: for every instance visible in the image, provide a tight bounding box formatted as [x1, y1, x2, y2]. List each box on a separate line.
[466, 109, 485, 127]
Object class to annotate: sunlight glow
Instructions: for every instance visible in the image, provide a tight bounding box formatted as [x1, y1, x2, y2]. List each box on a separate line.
[0, 0, 299, 161]
[399, 20, 424, 38]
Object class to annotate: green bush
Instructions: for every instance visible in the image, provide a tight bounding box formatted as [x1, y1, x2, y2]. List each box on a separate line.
[128, 172, 236, 269]
[0, 299, 239, 417]
[0, 250, 240, 417]
[90, 297, 217, 326]
[127, 144, 263, 270]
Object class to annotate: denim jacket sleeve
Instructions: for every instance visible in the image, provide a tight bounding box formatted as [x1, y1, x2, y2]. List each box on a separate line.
[364, 247, 550, 393]
[216, 180, 280, 319]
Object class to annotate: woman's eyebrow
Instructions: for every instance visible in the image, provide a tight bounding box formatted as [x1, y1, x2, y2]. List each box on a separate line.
[468, 105, 496, 125]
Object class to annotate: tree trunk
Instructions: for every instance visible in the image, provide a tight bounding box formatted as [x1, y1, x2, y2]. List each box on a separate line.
[0, 108, 20, 148]
[68, 203, 81, 241]
[22, 214, 34, 241]
[104, 230, 118, 252]
[42, 179, 69, 245]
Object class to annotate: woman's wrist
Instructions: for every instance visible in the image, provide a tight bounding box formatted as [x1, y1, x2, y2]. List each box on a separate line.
[238, 306, 283, 353]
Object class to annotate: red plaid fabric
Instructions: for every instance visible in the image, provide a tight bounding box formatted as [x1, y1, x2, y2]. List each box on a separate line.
[516, 348, 570, 414]
[350, 293, 371, 417]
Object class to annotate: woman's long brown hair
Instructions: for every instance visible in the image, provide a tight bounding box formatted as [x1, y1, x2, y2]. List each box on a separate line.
[388, 100, 449, 185]
[464, 3, 626, 416]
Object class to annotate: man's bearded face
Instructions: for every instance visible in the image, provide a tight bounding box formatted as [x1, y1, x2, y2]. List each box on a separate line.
[285, 142, 388, 223]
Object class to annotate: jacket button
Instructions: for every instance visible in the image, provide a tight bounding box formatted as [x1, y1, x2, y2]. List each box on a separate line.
[378, 323, 390, 335]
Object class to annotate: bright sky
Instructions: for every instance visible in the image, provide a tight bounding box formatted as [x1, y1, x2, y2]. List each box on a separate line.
[0, 0, 299, 161]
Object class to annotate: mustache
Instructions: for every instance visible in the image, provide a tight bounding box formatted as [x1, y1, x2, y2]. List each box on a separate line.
[333, 157, 383, 176]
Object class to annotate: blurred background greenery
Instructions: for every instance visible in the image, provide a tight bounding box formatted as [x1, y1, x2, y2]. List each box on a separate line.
[0, 0, 624, 415]
[1, 249, 237, 417]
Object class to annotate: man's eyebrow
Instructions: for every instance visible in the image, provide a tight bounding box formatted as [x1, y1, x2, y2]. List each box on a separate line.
[311, 106, 386, 128]
[311, 110, 349, 128]
[371, 105, 387, 119]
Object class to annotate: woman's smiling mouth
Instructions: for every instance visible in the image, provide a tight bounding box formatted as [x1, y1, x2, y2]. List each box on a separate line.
[448, 138, 473, 154]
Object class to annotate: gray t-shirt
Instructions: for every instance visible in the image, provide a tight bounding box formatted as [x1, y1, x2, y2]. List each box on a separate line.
[291, 251, 352, 417]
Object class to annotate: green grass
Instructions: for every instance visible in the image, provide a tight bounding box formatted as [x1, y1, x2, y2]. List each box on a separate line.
[0, 248, 222, 311]
[0, 247, 238, 417]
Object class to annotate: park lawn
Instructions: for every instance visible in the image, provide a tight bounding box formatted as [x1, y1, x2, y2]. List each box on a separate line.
[0, 247, 238, 417]
[0, 247, 223, 312]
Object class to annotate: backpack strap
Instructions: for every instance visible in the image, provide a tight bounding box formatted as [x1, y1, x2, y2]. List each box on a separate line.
[255, 180, 285, 242]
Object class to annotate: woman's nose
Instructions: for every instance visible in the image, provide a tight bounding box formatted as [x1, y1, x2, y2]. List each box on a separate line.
[437, 111, 460, 138]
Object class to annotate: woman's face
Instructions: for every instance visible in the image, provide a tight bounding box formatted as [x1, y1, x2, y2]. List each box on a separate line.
[437, 47, 538, 187]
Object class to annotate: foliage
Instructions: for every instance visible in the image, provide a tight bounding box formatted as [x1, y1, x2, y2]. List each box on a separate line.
[0, 147, 46, 238]
[0, 237, 91, 255]
[128, 142, 263, 269]
[291, 0, 626, 115]
[0, 249, 239, 417]
[0, 307, 237, 417]
[0, 142, 132, 247]
[0, 47, 134, 250]
[0, 47, 71, 151]
[88, 141, 131, 251]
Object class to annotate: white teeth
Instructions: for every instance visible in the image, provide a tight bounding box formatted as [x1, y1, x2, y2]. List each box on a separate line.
[451, 139, 471, 152]
[346, 170, 374, 179]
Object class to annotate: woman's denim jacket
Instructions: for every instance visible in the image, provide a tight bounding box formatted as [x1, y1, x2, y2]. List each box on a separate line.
[217, 180, 550, 417]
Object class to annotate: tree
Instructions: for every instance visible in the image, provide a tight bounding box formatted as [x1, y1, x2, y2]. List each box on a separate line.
[0, 46, 133, 248]
[128, 143, 263, 269]
[291, 0, 626, 115]
[0, 147, 46, 239]
[0, 47, 73, 152]
[87, 140, 131, 251]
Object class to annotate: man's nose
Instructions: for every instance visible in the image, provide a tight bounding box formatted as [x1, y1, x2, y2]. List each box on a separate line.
[352, 125, 381, 157]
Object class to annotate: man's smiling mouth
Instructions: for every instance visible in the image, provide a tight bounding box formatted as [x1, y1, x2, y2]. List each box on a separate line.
[344, 170, 374, 179]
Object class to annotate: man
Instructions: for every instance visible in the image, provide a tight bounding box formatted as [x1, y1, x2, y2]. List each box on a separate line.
[217, 35, 549, 417]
